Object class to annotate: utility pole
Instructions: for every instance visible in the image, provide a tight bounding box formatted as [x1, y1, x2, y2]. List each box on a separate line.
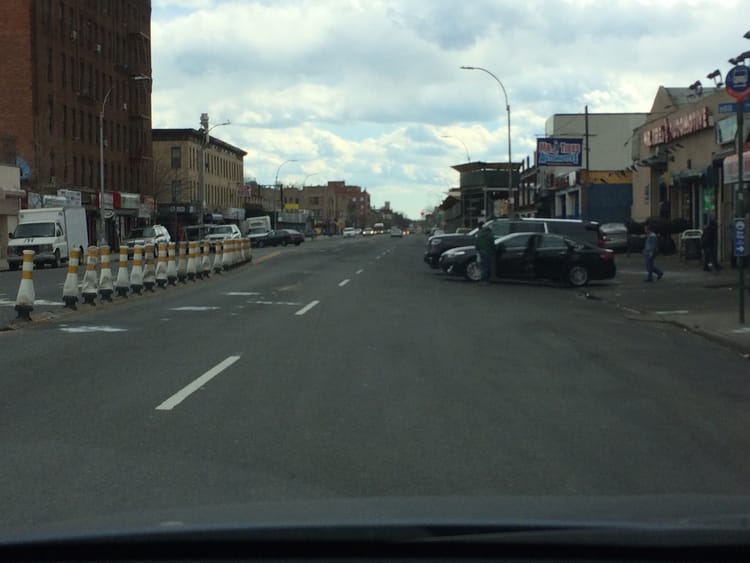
[199, 113, 209, 227]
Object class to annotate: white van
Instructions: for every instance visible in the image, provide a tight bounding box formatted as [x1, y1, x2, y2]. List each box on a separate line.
[7, 207, 88, 269]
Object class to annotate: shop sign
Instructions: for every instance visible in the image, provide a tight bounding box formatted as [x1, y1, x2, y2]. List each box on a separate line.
[120, 192, 140, 209]
[536, 137, 583, 166]
[643, 107, 710, 146]
[56, 189, 82, 207]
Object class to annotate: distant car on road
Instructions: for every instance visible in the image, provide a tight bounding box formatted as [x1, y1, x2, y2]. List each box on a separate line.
[600, 222, 629, 252]
[343, 227, 357, 238]
[122, 224, 171, 257]
[390, 226, 403, 237]
[438, 232, 615, 287]
[254, 229, 304, 247]
[363, 227, 375, 236]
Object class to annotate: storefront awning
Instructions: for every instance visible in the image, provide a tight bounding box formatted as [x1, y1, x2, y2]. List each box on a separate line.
[723, 150, 750, 184]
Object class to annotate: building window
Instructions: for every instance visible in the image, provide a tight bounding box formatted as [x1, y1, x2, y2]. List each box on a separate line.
[62, 105, 67, 136]
[60, 53, 66, 86]
[48, 98, 54, 133]
[171, 146, 181, 169]
[47, 48, 53, 82]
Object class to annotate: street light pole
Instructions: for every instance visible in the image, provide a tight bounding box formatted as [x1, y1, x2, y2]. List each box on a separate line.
[98, 88, 113, 245]
[460, 66, 513, 217]
[440, 135, 471, 162]
[274, 159, 298, 228]
[198, 114, 230, 227]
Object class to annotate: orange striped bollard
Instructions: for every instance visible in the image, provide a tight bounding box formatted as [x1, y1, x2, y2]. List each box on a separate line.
[143, 244, 156, 292]
[155, 242, 168, 288]
[62, 247, 80, 309]
[177, 241, 188, 283]
[213, 240, 223, 274]
[186, 240, 198, 281]
[115, 246, 130, 298]
[14, 250, 35, 320]
[200, 240, 211, 278]
[130, 245, 144, 295]
[81, 246, 99, 305]
[98, 245, 114, 302]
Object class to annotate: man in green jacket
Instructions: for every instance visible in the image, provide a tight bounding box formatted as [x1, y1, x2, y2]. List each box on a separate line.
[475, 222, 495, 283]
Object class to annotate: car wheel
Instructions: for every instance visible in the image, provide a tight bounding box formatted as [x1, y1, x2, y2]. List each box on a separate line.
[464, 259, 482, 282]
[52, 249, 61, 268]
[567, 264, 589, 287]
[282, 241, 288, 246]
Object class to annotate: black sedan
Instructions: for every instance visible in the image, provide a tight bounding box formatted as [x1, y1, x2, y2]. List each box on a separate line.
[438, 232, 615, 287]
[253, 229, 304, 247]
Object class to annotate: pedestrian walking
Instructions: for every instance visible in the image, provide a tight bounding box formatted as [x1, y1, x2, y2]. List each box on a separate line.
[701, 219, 720, 273]
[643, 222, 664, 282]
[475, 221, 495, 284]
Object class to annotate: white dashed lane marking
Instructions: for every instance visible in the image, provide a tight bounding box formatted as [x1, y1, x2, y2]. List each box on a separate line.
[295, 300, 320, 316]
[156, 355, 241, 411]
[338, 279, 350, 287]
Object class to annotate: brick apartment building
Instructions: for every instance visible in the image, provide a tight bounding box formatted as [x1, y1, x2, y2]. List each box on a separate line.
[152, 128, 246, 237]
[0, 0, 153, 244]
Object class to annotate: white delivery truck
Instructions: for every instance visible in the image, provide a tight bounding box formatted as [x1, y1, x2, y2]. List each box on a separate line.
[7, 207, 88, 270]
[242, 216, 272, 245]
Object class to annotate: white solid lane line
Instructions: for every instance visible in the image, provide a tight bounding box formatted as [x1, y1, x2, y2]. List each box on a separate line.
[355, 269, 364, 274]
[295, 300, 320, 316]
[338, 279, 350, 287]
[156, 355, 241, 411]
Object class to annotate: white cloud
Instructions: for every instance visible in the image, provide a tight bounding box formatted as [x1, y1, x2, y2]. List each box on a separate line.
[151, 0, 750, 218]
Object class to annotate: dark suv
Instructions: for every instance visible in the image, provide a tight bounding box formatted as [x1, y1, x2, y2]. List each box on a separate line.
[424, 218, 603, 268]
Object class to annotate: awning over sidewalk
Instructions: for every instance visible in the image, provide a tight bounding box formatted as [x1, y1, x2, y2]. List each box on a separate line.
[723, 149, 750, 184]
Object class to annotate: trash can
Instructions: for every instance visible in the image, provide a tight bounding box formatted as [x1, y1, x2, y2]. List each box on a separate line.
[680, 229, 703, 261]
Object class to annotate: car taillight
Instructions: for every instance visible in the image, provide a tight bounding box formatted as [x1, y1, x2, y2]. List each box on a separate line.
[600, 250, 614, 260]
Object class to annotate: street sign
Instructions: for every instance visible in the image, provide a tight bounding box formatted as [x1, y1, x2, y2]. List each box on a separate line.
[718, 101, 750, 113]
[735, 218, 746, 257]
[726, 66, 750, 101]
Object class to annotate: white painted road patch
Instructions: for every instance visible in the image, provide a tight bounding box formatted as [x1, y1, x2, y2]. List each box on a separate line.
[653, 310, 689, 315]
[295, 300, 320, 316]
[169, 306, 221, 311]
[156, 355, 241, 411]
[59, 325, 127, 333]
[224, 291, 261, 296]
[356, 269, 364, 274]
[0, 298, 63, 307]
[338, 279, 351, 287]
[247, 300, 302, 306]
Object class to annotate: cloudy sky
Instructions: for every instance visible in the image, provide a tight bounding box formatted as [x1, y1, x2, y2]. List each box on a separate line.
[151, 0, 750, 219]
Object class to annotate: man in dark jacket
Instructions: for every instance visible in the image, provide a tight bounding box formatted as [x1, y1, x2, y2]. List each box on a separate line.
[475, 222, 495, 284]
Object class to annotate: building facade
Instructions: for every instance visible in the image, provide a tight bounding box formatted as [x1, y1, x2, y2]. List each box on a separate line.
[152, 128, 246, 237]
[0, 0, 153, 243]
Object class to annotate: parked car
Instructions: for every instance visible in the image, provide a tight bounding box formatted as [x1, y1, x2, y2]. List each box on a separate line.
[254, 229, 304, 247]
[122, 224, 171, 257]
[424, 218, 603, 269]
[343, 227, 358, 238]
[438, 232, 615, 287]
[600, 222, 629, 252]
[206, 224, 242, 243]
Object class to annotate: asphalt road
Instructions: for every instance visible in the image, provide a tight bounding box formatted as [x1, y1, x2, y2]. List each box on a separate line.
[2, 234, 750, 536]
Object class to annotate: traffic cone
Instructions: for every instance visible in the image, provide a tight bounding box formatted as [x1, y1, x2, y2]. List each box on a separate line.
[62, 247, 80, 309]
[186, 240, 198, 281]
[130, 245, 144, 295]
[200, 239, 211, 278]
[166, 242, 178, 286]
[14, 250, 35, 320]
[81, 246, 99, 305]
[115, 246, 130, 298]
[143, 244, 156, 292]
[155, 242, 168, 288]
[98, 245, 114, 302]
[177, 241, 188, 283]
[213, 240, 223, 274]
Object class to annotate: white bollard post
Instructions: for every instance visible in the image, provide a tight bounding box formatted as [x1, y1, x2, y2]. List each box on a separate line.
[186, 240, 198, 281]
[213, 240, 224, 274]
[200, 239, 211, 278]
[82, 246, 100, 305]
[166, 242, 178, 286]
[143, 244, 156, 292]
[98, 245, 114, 302]
[130, 245, 144, 295]
[115, 246, 130, 298]
[155, 242, 168, 288]
[177, 241, 188, 283]
[14, 250, 35, 320]
[62, 247, 81, 309]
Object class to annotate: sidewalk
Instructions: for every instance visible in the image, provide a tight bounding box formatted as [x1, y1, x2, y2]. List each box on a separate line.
[586, 252, 750, 357]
